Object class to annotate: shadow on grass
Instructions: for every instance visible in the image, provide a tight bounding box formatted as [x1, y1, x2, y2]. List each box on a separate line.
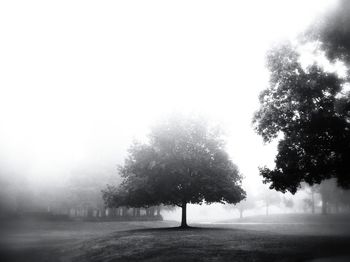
[128, 225, 239, 233]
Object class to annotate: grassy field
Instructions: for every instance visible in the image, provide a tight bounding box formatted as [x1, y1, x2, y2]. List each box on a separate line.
[1, 214, 350, 262]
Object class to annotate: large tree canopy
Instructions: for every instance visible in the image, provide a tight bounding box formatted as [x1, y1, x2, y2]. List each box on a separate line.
[103, 115, 245, 227]
[254, 1, 350, 194]
[254, 42, 350, 194]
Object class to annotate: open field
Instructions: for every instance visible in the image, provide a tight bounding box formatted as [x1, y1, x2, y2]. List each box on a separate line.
[1, 214, 350, 262]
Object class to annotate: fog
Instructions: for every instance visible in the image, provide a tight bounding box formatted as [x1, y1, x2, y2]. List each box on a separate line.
[0, 0, 346, 223]
[3, 2, 350, 262]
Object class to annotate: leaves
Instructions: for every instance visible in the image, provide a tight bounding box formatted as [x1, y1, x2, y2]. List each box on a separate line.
[254, 43, 350, 193]
[103, 115, 246, 208]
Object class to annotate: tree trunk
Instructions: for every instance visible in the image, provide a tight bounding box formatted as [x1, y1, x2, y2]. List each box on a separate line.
[311, 191, 315, 214]
[321, 194, 327, 215]
[322, 202, 327, 215]
[239, 209, 243, 219]
[180, 202, 188, 228]
[156, 206, 161, 216]
[122, 207, 127, 216]
[87, 207, 93, 217]
[335, 202, 339, 214]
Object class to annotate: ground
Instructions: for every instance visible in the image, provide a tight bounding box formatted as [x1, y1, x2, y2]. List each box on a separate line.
[1, 214, 350, 262]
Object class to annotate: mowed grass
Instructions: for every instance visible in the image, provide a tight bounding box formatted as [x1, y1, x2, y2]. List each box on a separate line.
[1, 214, 350, 262]
[0, 220, 177, 261]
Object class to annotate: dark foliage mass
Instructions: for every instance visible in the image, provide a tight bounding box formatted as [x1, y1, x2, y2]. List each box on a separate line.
[253, 1, 350, 194]
[305, 0, 350, 66]
[253, 42, 350, 193]
[103, 115, 245, 227]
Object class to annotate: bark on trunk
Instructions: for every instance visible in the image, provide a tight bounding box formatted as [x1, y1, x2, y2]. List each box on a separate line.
[180, 202, 188, 228]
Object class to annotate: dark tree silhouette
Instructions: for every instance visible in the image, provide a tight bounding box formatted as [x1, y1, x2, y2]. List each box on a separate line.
[254, 42, 350, 194]
[305, 0, 350, 67]
[103, 115, 245, 228]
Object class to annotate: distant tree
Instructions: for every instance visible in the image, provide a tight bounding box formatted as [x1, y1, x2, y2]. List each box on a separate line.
[260, 186, 281, 216]
[301, 184, 319, 214]
[65, 168, 119, 218]
[336, 188, 350, 212]
[319, 179, 350, 215]
[301, 180, 350, 215]
[283, 197, 294, 210]
[319, 179, 335, 215]
[234, 196, 255, 219]
[254, 42, 350, 194]
[264, 193, 281, 216]
[103, 115, 246, 228]
[303, 198, 314, 213]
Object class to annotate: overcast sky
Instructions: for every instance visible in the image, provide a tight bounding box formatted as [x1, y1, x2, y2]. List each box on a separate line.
[0, 0, 337, 189]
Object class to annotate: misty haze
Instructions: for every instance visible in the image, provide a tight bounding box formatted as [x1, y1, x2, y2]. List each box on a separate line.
[1, 1, 350, 262]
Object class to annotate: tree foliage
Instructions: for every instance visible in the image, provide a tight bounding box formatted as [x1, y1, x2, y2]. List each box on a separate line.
[103, 115, 245, 227]
[305, 0, 350, 67]
[254, 42, 350, 194]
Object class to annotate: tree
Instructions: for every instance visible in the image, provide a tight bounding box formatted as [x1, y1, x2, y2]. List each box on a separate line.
[318, 178, 350, 215]
[103, 115, 245, 228]
[303, 198, 314, 213]
[283, 197, 294, 210]
[319, 179, 335, 215]
[260, 187, 281, 216]
[301, 183, 319, 214]
[254, 42, 350, 194]
[233, 196, 255, 219]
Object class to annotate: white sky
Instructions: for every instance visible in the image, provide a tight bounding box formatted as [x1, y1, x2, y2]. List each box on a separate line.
[0, 0, 337, 189]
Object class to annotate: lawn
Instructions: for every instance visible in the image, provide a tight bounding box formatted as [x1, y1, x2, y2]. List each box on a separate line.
[1, 214, 350, 262]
